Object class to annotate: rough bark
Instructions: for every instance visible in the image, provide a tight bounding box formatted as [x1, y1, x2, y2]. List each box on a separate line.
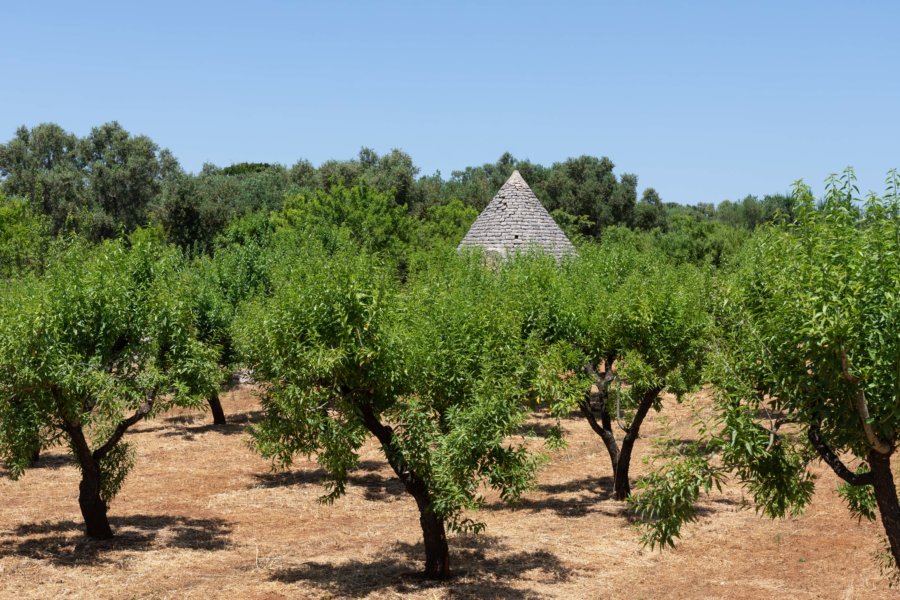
[415, 490, 451, 579]
[91, 395, 155, 460]
[65, 424, 113, 539]
[581, 358, 663, 501]
[207, 392, 227, 425]
[359, 403, 450, 579]
[581, 360, 620, 477]
[613, 387, 662, 500]
[869, 449, 900, 568]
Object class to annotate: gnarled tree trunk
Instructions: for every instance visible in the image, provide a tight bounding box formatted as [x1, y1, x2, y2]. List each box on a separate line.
[612, 387, 662, 500]
[581, 361, 662, 501]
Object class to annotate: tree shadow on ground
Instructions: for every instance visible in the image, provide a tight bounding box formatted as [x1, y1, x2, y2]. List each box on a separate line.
[654, 437, 718, 456]
[133, 409, 263, 440]
[503, 471, 740, 521]
[515, 420, 561, 439]
[24, 453, 74, 470]
[252, 460, 405, 502]
[487, 476, 622, 518]
[0, 514, 233, 566]
[270, 534, 571, 599]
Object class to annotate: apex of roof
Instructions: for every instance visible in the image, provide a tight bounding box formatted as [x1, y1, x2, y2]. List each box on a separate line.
[457, 170, 577, 260]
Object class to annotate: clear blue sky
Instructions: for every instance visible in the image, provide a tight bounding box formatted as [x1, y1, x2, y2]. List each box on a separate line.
[3, 1, 898, 204]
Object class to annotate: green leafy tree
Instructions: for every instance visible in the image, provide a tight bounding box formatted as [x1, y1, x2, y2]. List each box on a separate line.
[274, 184, 412, 261]
[0, 123, 84, 233]
[635, 170, 900, 578]
[715, 193, 796, 230]
[0, 194, 50, 278]
[0, 122, 181, 239]
[182, 217, 281, 424]
[655, 212, 748, 267]
[717, 171, 900, 571]
[543, 157, 638, 235]
[234, 245, 540, 578]
[413, 198, 478, 251]
[78, 122, 180, 238]
[0, 239, 219, 538]
[506, 242, 710, 499]
[312, 148, 422, 211]
[634, 187, 667, 231]
[155, 164, 295, 252]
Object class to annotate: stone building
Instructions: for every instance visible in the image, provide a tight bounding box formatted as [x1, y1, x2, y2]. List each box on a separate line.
[458, 170, 576, 259]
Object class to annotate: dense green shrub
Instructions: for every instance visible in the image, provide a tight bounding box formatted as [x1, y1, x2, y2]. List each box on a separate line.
[0, 194, 50, 278]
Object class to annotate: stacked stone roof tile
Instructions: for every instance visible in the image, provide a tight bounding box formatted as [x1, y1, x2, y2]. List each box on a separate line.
[458, 170, 576, 259]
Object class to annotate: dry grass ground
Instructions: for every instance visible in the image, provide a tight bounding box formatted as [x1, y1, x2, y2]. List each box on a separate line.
[1, 386, 896, 599]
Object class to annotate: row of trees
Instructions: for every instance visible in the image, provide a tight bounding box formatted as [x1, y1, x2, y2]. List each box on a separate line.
[0, 213, 713, 576]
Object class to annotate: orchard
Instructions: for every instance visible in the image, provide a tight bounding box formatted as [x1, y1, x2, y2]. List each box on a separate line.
[1, 132, 898, 594]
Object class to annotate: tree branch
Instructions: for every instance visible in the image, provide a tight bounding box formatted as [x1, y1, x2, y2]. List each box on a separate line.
[840, 348, 893, 455]
[808, 415, 874, 486]
[580, 398, 606, 437]
[92, 390, 157, 461]
[358, 401, 429, 497]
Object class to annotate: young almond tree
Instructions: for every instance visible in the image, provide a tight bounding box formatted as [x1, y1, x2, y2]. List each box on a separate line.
[721, 173, 900, 570]
[0, 239, 219, 538]
[634, 171, 900, 577]
[504, 242, 710, 499]
[234, 243, 539, 579]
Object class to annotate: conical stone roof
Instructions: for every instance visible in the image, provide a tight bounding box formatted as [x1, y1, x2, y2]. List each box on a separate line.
[458, 170, 576, 259]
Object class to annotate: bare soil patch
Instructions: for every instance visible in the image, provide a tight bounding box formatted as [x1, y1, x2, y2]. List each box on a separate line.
[0, 387, 895, 599]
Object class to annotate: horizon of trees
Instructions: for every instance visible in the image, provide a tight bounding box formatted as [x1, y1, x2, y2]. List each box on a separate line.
[0, 122, 794, 256]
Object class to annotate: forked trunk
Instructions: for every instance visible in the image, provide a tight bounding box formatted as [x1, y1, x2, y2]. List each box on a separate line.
[612, 387, 661, 501]
[581, 360, 621, 482]
[869, 449, 900, 567]
[207, 392, 227, 425]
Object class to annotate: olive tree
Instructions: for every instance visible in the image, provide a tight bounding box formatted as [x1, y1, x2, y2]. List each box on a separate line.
[0, 239, 219, 538]
[234, 243, 539, 578]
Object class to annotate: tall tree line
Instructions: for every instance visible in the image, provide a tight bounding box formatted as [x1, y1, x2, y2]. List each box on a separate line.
[1, 122, 791, 256]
